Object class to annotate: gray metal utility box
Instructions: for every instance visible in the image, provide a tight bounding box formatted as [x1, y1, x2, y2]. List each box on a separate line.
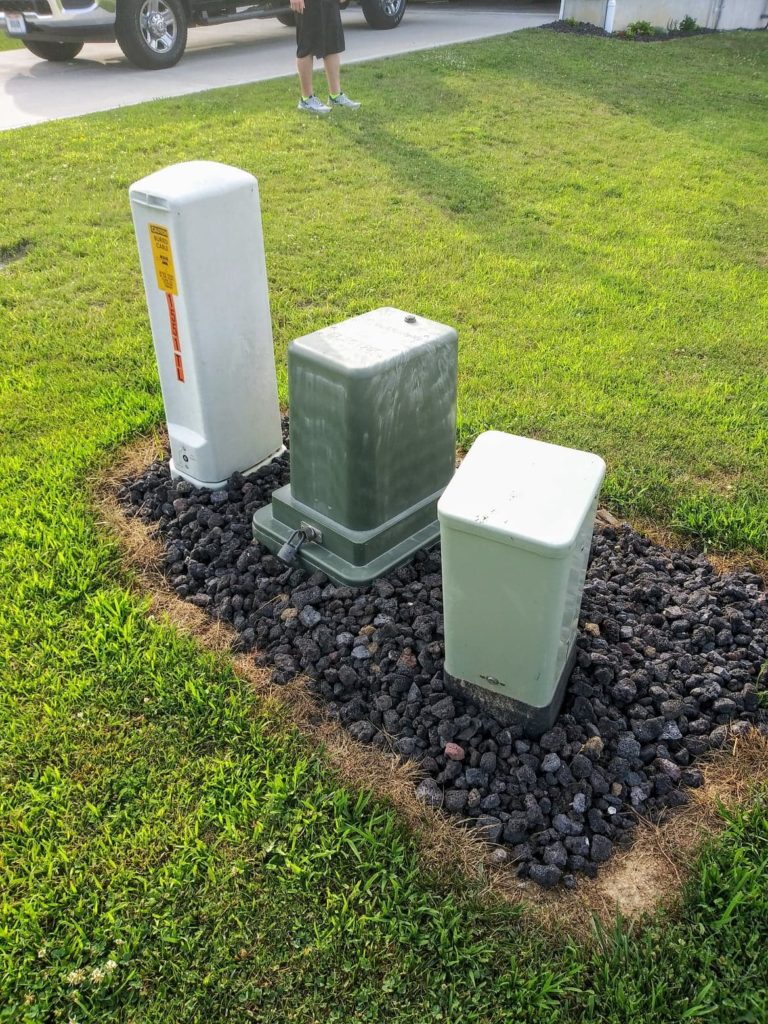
[253, 307, 458, 585]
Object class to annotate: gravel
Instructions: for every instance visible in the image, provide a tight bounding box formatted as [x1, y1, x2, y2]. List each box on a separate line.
[119, 432, 768, 887]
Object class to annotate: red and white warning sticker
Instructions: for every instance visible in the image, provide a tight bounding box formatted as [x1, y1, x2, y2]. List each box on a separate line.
[165, 293, 185, 383]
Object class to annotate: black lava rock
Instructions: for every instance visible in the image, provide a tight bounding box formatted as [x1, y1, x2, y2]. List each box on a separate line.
[529, 863, 563, 888]
[119, 434, 768, 890]
[590, 835, 613, 862]
[553, 814, 583, 837]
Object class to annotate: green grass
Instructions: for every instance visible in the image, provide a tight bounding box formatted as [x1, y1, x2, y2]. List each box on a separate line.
[0, 32, 22, 50]
[5, 29, 767, 552]
[1, 27, 768, 1024]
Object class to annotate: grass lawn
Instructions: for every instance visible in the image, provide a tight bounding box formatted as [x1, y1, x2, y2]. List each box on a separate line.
[1, 26, 767, 1024]
[0, 33, 21, 50]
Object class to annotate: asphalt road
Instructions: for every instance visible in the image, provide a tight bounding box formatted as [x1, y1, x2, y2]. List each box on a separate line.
[0, 2, 556, 130]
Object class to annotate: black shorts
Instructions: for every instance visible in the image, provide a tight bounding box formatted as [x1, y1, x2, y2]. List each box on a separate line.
[296, 0, 345, 59]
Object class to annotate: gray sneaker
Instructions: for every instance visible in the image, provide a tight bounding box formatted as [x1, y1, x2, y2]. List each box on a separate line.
[329, 92, 361, 110]
[298, 95, 331, 116]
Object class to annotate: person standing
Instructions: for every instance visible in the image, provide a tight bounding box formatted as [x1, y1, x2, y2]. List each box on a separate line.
[289, 0, 361, 114]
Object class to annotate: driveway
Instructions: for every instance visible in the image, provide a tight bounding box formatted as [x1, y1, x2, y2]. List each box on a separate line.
[0, 2, 557, 130]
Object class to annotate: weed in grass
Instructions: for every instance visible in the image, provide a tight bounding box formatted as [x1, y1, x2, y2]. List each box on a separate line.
[625, 20, 657, 37]
[673, 487, 768, 553]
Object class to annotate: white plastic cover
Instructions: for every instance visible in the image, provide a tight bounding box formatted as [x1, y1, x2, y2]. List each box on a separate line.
[129, 161, 283, 488]
[438, 431, 606, 558]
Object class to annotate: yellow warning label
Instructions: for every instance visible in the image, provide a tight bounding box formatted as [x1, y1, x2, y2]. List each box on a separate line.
[148, 223, 178, 295]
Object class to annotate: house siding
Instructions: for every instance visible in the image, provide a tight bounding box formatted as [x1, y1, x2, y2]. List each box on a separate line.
[562, 0, 767, 30]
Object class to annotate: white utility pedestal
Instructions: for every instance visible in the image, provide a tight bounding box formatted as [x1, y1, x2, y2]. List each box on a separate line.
[129, 160, 283, 489]
[438, 431, 606, 736]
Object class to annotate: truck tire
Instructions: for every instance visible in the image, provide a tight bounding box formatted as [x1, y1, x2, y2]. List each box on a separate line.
[360, 0, 405, 29]
[23, 39, 84, 61]
[116, 0, 187, 69]
[276, 12, 295, 26]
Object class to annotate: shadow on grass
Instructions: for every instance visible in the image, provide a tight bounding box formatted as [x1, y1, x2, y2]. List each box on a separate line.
[462, 29, 768, 158]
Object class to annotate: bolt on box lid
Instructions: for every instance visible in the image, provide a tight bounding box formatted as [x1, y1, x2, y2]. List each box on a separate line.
[438, 431, 606, 558]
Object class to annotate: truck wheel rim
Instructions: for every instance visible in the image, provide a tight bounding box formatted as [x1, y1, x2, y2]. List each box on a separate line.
[381, 0, 403, 15]
[139, 0, 177, 52]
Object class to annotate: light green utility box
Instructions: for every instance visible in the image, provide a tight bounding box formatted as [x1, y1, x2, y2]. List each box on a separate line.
[438, 431, 605, 735]
[253, 307, 458, 585]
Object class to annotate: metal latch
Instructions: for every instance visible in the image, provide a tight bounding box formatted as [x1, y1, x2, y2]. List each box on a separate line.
[277, 523, 323, 566]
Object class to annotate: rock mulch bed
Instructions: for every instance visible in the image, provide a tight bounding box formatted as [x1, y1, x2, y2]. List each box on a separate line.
[119, 437, 768, 888]
[545, 20, 611, 38]
[544, 20, 717, 42]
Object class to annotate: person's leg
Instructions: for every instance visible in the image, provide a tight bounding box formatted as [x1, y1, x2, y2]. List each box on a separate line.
[297, 54, 314, 98]
[323, 50, 360, 107]
[295, 0, 331, 112]
[325, 52, 360, 107]
[297, 52, 330, 113]
[323, 52, 341, 97]
[318, 2, 358, 108]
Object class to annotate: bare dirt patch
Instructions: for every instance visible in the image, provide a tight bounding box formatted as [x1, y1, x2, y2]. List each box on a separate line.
[0, 239, 31, 270]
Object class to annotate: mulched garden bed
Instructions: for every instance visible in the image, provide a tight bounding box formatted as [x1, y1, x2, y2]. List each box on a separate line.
[544, 20, 717, 42]
[118, 427, 768, 888]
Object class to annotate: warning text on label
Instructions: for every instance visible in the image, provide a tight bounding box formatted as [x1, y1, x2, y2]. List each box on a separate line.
[149, 223, 178, 295]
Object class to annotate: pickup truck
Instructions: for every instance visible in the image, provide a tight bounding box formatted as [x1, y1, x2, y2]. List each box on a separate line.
[0, 0, 405, 69]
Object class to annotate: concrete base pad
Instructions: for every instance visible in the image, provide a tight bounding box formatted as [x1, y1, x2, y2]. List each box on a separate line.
[444, 643, 577, 738]
[170, 445, 285, 492]
[252, 484, 441, 586]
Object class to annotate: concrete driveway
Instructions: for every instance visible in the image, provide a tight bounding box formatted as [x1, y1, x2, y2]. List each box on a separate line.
[0, 2, 556, 130]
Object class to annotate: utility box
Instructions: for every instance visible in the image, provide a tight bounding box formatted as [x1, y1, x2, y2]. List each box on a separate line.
[438, 431, 605, 735]
[253, 307, 458, 585]
[129, 160, 283, 489]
